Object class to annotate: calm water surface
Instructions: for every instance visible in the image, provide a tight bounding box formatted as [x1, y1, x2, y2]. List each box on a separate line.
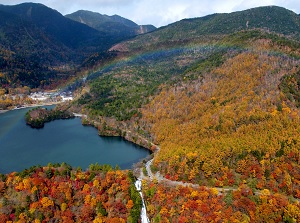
[0, 106, 150, 173]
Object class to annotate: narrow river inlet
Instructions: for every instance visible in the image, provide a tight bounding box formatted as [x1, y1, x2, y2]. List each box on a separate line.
[0, 106, 150, 173]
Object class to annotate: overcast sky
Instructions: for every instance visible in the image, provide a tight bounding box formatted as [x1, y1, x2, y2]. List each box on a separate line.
[1, 0, 300, 27]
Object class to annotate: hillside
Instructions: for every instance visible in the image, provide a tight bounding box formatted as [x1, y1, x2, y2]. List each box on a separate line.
[72, 6, 300, 222]
[0, 3, 112, 50]
[77, 6, 300, 121]
[65, 10, 156, 40]
[0, 3, 154, 89]
[0, 3, 100, 88]
[0, 5, 72, 88]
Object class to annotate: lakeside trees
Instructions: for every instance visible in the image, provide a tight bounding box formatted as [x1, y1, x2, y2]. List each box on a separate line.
[25, 107, 75, 128]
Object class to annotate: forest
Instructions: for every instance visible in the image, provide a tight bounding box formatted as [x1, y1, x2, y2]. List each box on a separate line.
[0, 163, 142, 223]
[25, 107, 75, 128]
[141, 50, 300, 196]
[142, 180, 300, 222]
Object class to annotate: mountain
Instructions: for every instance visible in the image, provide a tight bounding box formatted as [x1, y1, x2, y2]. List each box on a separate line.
[0, 3, 108, 88]
[66, 10, 137, 29]
[65, 10, 156, 41]
[80, 6, 300, 120]
[0, 5, 70, 88]
[0, 3, 110, 51]
[111, 6, 300, 53]
[0, 3, 154, 88]
[169, 5, 300, 36]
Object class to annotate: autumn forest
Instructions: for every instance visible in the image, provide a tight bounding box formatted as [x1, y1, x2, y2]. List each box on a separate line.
[1, 3, 300, 223]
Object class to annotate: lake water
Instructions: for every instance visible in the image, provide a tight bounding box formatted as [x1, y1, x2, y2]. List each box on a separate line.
[0, 106, 150, 174]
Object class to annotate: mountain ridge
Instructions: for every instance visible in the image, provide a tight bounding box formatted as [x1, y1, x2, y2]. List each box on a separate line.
[66, 10, 139, 27]
[65, 10, 156, 38]
[110, 5, 300, 53]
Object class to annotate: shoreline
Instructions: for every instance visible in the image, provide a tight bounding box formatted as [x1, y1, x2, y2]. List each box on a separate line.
[81, 116, 157, 153]
[1, 105, 156, 176]
[2, 102, 156, 164]
[0, 101, 62, 114]
[2, 102, 156, 153]
[0, 110, 8, 114]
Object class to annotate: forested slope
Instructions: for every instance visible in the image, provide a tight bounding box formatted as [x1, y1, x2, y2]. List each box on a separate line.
[72, 6, 300, 222]
[0, 3, 102, 88]
[139, 37, 300, 223]
[142, 49, 300, 189]
[0, 3, 155, 89]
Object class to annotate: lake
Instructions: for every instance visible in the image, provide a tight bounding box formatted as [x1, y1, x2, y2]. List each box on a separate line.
[0, 106, 150, 174]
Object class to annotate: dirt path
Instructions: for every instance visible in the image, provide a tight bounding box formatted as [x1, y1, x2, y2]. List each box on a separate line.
[142, 155, 300, 203]
[141, 157, 234, 195]
[140, 147, 300, 200]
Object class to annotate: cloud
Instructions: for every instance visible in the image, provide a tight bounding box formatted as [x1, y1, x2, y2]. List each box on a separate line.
[129, 0, 190, 26]
[129, 0, 249, 26]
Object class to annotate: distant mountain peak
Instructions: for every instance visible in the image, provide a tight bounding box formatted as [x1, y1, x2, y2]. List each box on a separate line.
[65, 10, 156, 36]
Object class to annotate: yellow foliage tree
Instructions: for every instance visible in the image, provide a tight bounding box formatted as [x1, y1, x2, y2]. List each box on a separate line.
[41, 197, 54, 208]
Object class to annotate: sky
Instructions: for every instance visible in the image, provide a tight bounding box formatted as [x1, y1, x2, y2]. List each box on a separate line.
[0, 0, 300, 27]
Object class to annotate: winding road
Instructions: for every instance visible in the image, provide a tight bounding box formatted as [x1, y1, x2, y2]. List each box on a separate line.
[140, 147, 232, 193]
[142, 158, 233, 194]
